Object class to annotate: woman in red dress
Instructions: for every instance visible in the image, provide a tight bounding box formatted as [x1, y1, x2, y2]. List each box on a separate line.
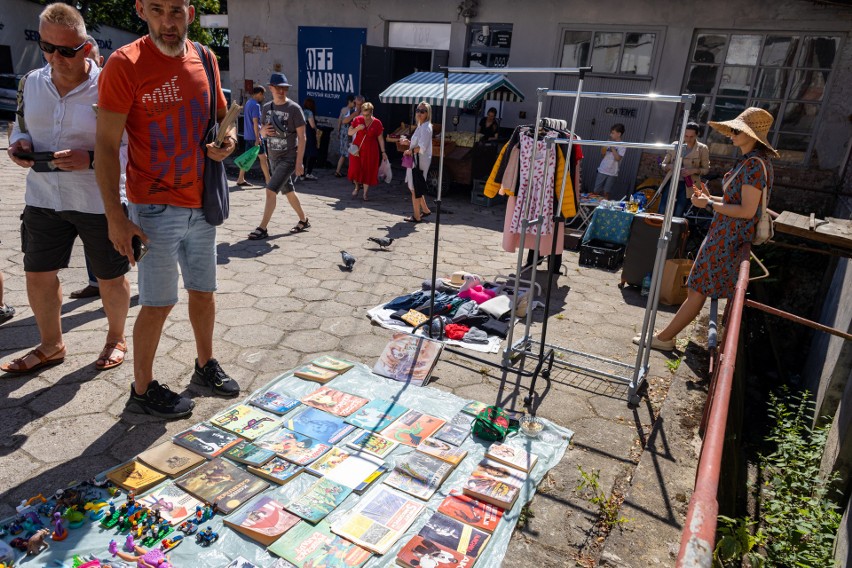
[347, 102, 388, 201]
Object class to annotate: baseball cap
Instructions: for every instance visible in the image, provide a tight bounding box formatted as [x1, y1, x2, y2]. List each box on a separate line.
[269, 73, 291, 87]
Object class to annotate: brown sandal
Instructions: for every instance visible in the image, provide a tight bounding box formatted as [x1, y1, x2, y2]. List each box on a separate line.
[1, 346, 66, 374]
[96, 340, 127, 370]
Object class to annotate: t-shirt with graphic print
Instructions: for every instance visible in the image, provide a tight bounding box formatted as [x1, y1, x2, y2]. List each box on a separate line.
[261, 99, 305, 162]
[98, 36, 227, 208]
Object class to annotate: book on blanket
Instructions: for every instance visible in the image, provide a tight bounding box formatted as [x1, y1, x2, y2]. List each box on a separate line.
[175, 456, 269, 515]
[396, 535, 475, 568]
[462, 458, 528, 509]
[416, 437, 468, 465]
[248, 389, 301, 415]
[343, 399, 409, 432]
[437, 489, 504, 533]
[254, 428, 332, 466]
[287, 407, 355, 444]
[310, 355, 355, 373]
[136, 440, 207, 478]
[285, 476, 353, 523]
[137, 483, 203, 526]
[211, 404, 282, 441]
[415, 512, 491, 561]
[223, 494, 301, 546]
[173, 423, 241, 458]
[383, 451, 455, 501]
[293, 364, 339, 384]
[485, 442, 539, 473]
[106, 460, 167, 493]
[247, 457, 303, 485]
[381, 410, 446, 447]
[224, 441, 277, 467]
[433, 412, 474, 447]
[373, 332, 443, 387]
[305, 447, 386, 492]
[331, 486, 425, 554]
[345, 431, 399, 459]
[301, 386, 369, 417]
[267, 520, 372, 568]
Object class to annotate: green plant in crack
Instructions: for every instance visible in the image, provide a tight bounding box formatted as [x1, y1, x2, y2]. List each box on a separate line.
[575, 466, 630, 531]
[713, 516, 765, 567]
[665, 356, 682, 373]
[517, 503, 535, 530]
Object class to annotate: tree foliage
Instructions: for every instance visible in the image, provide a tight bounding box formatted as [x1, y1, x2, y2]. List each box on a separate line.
[34, 0, 229, 47]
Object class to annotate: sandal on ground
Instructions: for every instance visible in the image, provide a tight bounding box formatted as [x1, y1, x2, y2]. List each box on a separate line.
[248, 227, 268, 240]
[404, 216, 422, 223]
[334, 171, 344, 177]
[0, 304, 15, 324]
[351, 186, 359, 197]
[290, 218, 311, 233]
[236, 181, 253, 187]
[1, 345, 66, 374]
[96, 340, 127, 370]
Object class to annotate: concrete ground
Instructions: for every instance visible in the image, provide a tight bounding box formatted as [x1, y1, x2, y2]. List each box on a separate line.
[0, 153, 709, 566]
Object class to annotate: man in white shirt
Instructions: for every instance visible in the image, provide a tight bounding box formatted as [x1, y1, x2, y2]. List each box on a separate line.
[2, 3, 130, 374]
[593, 123, 626, 200]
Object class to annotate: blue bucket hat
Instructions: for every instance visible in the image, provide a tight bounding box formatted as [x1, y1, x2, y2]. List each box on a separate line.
[269, 73, 291, 87]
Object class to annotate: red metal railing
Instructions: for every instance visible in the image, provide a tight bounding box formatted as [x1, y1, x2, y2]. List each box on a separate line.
[676, 252, 753, 567]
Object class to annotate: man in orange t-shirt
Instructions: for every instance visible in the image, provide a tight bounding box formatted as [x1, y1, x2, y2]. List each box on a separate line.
[96, 0, 239, 419]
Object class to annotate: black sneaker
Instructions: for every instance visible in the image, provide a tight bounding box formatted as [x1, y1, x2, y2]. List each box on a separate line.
[191, 358, 241, 397]
[126, 380, 195, 419]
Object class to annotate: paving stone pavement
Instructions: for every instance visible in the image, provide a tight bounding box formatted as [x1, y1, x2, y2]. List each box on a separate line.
[0, 153, 706, 566]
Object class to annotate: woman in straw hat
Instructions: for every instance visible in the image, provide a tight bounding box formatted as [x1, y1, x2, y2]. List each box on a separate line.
[635, 107, 777, 351]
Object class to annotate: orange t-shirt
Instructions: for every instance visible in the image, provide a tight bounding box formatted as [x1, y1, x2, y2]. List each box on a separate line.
[98, 36, 227, 208]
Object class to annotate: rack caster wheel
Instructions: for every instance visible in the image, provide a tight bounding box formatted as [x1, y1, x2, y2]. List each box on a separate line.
[628, 394, 641, 406]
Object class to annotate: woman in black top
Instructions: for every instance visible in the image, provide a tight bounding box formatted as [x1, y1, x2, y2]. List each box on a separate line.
[479, 108, 500, 142]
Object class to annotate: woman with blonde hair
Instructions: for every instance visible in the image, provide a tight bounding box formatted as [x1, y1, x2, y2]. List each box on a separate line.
[402, 101, 433, 222]
[347, 101, 387, 201]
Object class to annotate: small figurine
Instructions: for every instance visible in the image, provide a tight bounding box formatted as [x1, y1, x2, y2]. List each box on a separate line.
[86, 500, 109, 520]
[51, 512, 68, 541]
[8, 520, 23, 535]
[108, 500, 116, 516]
[160, 533, 184, 551]
[125, 533, 137, 552]
[202, 504, 214, 521]
[10, 537, 28, 551]
[194, 505, 204, 524]
[112, 544, 173, 568]
[178, 521, 198, 535]
[109, 539, 119, 557]
[63, 505, 86, 528]
[195, 526, 218, 547]
[27, 528, 51, 555]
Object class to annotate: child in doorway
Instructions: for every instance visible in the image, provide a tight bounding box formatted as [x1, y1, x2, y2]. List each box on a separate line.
[593, 123, 626, 200]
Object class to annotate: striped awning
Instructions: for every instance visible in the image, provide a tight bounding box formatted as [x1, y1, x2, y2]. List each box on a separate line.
[378, 71, 525, 109]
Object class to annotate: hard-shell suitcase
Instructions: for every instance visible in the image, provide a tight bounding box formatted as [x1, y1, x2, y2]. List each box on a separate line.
[620, 213, 689, 287]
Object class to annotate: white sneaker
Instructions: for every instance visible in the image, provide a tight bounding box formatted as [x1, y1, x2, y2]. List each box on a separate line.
[632, 333, 676, 351]
[304, 173, 318, 180]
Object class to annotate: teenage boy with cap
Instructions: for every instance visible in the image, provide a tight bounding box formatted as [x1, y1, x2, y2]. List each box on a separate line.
[247, 73, 310, 239]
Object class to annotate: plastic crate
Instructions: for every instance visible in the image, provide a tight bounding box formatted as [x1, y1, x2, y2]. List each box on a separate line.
[579, 240, 625, 270]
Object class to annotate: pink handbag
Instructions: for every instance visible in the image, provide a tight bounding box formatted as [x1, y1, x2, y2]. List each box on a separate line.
[401, 154, 414, 168]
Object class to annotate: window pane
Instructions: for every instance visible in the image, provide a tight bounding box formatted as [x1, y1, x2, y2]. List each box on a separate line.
[777, 132, 810, 152]
[685, 64, 718, 94]
[591, 32, 623, 73]
[755, 68, 789, 99]
[621, 33, 655, 75]
[713, 97, 747, 122]
[562, 31, 591, 68]
[761, 36, 799, 66]
[798, 36, 839, 68]
[780, 102, 820, 133]
[687, 95, 711, 124]
[693, 34, 727, 64]
[790, 69, 828, 101]
[726, 35, 761, 65]
[719, 66, 752, 96]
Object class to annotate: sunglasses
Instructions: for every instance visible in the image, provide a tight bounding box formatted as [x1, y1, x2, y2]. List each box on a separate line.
[416, 109, 427, 113]
[730, 128, 741, 135]
[38, 40, 88, 58]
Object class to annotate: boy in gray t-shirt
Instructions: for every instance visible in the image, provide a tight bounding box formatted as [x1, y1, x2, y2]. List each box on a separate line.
[248, 73, 311, 240]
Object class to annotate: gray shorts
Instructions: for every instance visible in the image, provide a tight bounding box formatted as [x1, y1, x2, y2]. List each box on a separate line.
[267, 156, 296, 194]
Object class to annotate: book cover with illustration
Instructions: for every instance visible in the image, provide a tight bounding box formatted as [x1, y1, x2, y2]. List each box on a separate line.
[301, 386, 369, 417]
[331, 486, 424, 554]
[106, 460, 166, 493]
[224, 494, 301, 546]
[249, 390, 301, 416]
[310, 355, 354, 373]
[293, 364, 339, 384]
[224, 441, 277, 467]
[396, 535, 475, 568]
[437, 490, 504, 533]
[485, 442, 539, 473]
[173, 423, 241, 459]
[383, 451, 454, 501]
[381, 410, 446, 448]
[416, 512, 491, 560]
[460, 401, 488, 416]
[211, 404, 282, 441]
[138, 483, 203, 526]
[176, 456, 269, 515]
[285, 477, 353, 524]
[254, 428, 332, 466]
[434, 412, 473, 447]
[287, 407, 355, 445]
[372, 332, 443, 387]
[136, 440, 206, 478]
[267, 520, 371, 568]
[247, 457, 304, 485]
[345, 431, 399, 459]
[416, 437, 468, 466]
[462, 458, 528, 509]
[306, 448, 385, 492]
[343, 399, 409, 433]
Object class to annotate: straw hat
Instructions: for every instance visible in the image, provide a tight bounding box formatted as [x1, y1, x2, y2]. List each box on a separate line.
[708, 107, 779, 158]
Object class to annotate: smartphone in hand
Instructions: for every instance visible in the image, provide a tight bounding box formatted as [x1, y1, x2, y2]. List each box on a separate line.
[132, 236, 148, 262]
[15, 151, 56, 162]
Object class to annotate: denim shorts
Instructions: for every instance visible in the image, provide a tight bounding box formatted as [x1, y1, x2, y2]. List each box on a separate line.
[128, 203, 217, 306]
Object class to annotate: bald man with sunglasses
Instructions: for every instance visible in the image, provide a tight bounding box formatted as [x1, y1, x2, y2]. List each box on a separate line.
[4, 3, 130, 375]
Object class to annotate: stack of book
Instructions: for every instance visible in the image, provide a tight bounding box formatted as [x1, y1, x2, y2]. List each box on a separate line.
[292, 356, 355, 384]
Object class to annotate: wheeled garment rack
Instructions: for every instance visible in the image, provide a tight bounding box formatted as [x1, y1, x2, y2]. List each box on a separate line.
[421, 65, 695, 407]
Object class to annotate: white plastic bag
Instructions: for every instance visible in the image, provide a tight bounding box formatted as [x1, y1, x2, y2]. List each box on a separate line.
[378, 158, 393, 184]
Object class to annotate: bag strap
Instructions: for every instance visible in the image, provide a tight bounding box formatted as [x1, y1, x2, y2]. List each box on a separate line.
[192, 42, 217, 143]
[14, 69, 38, 135]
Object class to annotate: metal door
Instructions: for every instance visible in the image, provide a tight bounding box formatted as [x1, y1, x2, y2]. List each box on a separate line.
[549, 75, 653, 198]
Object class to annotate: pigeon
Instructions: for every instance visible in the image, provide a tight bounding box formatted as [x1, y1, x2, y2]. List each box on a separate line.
[368, 236, 394, 249]
[340, 250, 356, 270]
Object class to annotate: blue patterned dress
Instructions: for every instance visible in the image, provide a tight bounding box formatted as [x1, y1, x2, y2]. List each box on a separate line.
[687, 149, 773, 299]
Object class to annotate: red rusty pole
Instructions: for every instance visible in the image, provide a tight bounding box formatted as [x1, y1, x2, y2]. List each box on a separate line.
[677, 256, 752, 567]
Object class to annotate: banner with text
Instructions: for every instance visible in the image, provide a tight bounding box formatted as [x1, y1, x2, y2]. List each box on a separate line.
[298, 26, 366, 119]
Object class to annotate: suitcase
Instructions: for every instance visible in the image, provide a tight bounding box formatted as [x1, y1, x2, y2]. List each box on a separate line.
[620, 213, 689, 286]
[579, 240, 625, 270]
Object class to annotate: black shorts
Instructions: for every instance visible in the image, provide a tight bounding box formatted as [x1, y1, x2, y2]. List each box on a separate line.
[20, 206, 130, 279]
[267, 157, 296, 194]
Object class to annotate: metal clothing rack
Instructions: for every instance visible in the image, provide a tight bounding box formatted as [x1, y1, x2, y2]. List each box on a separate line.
[422, 65, 694, 408]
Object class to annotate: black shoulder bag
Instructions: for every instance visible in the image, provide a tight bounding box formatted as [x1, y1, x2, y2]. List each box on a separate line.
[193, 42, 229, 226]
